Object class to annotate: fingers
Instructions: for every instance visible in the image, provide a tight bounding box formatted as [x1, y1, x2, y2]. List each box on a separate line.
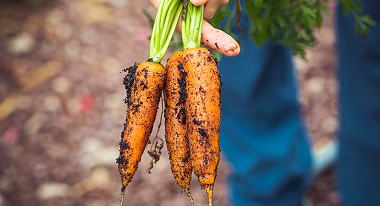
[151, 0, 229, 20]
[192, 0, 229, 20]
[201, 20, 240, 56]
[190, 0, 208, 6]
[190, 0, 228, 6]
[149, 0, 160, 9]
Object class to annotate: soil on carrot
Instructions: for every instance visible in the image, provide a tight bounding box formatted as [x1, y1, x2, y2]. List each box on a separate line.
[122, 63, 138, 105]
[177, 64, 187, 106]
[0, 1, 338, 206]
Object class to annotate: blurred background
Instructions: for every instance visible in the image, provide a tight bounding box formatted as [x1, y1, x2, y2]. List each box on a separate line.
[0, 0, 339, 205]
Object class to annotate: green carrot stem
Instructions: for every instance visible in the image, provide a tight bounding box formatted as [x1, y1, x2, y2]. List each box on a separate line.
[160, 1, 180, 46]
[149, 0, 183, 63]
[182, 2, 204, 49]
[159, 0, 170, 29]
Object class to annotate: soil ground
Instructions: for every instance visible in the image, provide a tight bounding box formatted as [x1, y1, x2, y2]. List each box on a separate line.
[0, 0, 339, 205]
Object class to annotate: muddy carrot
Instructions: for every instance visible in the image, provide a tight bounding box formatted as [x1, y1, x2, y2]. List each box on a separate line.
[164, 50, 195, 205]
[183, 48, 220, 206]
[117, 60, 166, 195]
[181, 3, 221, 206]
[117, 0, 183, 205]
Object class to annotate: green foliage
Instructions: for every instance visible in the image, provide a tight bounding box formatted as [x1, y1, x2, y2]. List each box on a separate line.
[210, 0, 376, 58]
[338, 0, 376, 38]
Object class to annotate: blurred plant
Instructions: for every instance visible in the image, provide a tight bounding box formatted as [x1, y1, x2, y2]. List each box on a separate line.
[210, 0, 376, 58]
[338, 0, 376, 38]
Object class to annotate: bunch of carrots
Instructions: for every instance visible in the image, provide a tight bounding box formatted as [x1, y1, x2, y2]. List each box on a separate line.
[116, 0, 236, 205]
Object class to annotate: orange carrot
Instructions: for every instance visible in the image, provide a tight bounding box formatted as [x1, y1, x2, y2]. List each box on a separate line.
[180, 2, 221, 205]
[117, 0, 183, 205]
[182, 47, 221, 206]
[164, 50, 194, 205]
[117, 61, 165, 205]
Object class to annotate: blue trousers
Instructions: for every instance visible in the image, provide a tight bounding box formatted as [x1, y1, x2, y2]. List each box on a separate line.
[336, 1, 380, 206]
[219, 0, 380, 205]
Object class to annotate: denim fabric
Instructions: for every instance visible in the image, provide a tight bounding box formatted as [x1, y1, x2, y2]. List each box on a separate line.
[218, 7, 312, 206]
[336, 0, 380, 205]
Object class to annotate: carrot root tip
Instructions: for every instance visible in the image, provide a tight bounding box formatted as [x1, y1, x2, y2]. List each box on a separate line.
[120, 186, 126, 206]
[185, 188, 195, 206]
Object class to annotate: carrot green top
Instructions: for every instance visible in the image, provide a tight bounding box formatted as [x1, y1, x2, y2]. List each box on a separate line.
[149, 0, 183, 63]
[182, 2, 204, 49]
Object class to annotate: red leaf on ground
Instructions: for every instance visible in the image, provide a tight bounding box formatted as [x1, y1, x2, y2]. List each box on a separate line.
[80, 94, 95, 113]
[2, 126, 19, 144]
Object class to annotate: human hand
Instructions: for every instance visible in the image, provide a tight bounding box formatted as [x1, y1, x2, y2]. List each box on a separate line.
[191, 0, 229, 20]
[149, 0, 240, 56]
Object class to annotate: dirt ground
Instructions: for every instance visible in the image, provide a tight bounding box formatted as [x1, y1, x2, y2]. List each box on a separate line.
[0, 0, 339, 205]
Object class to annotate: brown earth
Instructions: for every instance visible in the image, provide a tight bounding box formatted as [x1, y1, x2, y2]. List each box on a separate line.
[0, 0, 339, 205]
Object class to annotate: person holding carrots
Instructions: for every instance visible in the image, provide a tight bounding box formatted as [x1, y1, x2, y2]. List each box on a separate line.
[151, 0, 310, 205]
[148, 0, 380, 205]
